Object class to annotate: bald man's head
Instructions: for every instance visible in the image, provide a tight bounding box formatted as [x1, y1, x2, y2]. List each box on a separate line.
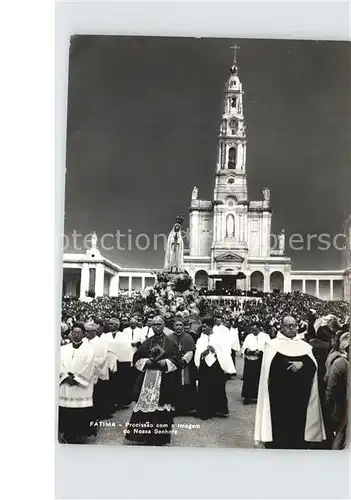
[152, 316, 165, 336]
[281, 316, 297, 339]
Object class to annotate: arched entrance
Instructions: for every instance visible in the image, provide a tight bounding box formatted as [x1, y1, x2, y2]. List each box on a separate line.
[270, 271, 284, 292]
[250, 271, 264, 291]
[62, 269, 81, 298]
[195, 270, 208, 289]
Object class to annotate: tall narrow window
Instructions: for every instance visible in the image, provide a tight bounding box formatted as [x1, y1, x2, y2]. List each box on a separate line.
[226, 214, 235, 238]
[220, 143, 225, 168]
[231, 97, 237, 108]
[89, 268, 96, 296]
[228, 147, 236, 169]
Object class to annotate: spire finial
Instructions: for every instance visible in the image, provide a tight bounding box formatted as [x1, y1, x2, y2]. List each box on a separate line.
[230, 44, 240, 65]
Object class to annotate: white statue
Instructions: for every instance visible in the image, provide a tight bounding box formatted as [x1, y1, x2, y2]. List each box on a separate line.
[91, 232, 98, 248]
[263, 187, 270, 202]
[164, 216, 184, 273]
[192, 186, 198, 200]
[278, 229, 285, 254]
[226, 214, 235, 238]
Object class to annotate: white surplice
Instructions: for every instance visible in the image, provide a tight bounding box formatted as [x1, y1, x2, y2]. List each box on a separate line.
[213, 325, 233, 353]
[241, 332, 270, 360]
[121, 327, 145, 359]
[229, 327, 241, 352]
[102, 331, 120, 373]
[59, 342, 95, 408]
[195, 332, 235, 374]
[140, 325, 154, 341]
[83, 336, 109, 383]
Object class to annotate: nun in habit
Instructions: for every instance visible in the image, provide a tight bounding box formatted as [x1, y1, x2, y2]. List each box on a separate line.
[254, 316, 326, 449]
[195, 318, 235, 420]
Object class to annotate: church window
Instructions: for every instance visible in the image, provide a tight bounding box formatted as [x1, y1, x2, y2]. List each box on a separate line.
[88, 268, 96, 294]
[231, 97, 237, 108]
[220, 142, 225, 168]
[228, 147, 236, 169]
[226, 214, 235, 237]
[228, 119, 237, 134]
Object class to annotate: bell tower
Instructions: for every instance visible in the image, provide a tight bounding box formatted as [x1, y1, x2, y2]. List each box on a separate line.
[214, 45, 247, 203]
[210, 46, 249, 285]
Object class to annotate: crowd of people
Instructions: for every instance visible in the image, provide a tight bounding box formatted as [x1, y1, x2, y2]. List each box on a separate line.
[59, 282, 349, 449]
[199, 287, 265, 297]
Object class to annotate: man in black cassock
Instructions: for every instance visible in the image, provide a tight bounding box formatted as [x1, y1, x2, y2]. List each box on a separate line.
[169, 318, 197, 415]
[194, 318, 235, 420]
[125, 316, 181, 446]
[255, 316, 326, 449]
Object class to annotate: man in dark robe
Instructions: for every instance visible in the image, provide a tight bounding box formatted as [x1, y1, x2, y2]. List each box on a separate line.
[309, 325, 332, 431]
[194, 318, 235, 420]
[241, 324, 269, 404]
[169, 318, 197, 415]
[125, 316, 181, 446]
[255, 315, 326, 449]
[102, 318, 121, 410]
[324, 333, 349, 450]
[184, 320, 201, 343]
[113, 317, 143, 409]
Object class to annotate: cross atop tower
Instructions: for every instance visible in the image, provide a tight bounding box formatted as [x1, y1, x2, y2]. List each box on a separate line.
[230, 44, 240, 64]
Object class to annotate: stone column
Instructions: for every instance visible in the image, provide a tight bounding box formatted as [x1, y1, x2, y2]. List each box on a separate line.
[110, 274, 120, 297]
[245, 275, 250, 291]
[128, 276, 132, 297]
[95, 263, 105, 298]
[330, 280, 334, 301]
[189, 211, 199, 256]
[284, 273, 291, 293]
[302, 279, 306, 293]
[141, 276, 145, 291]
[79, 263, 89, 299]
[315, 279, 320, 298]
[263, 268, 270, 293]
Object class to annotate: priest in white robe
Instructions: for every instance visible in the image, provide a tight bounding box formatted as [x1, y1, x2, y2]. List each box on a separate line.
[122, 317, 145, 355]
[113, 317, 144, 407]
[84, 322, 110, 419]
[241, 324, 270, 404]
[102, 318, 121, 408]
[254, 315, 326, 449]
[140, 316, 155, 341]
[228, 319, 241, 377]
[59, 323, 95, 443]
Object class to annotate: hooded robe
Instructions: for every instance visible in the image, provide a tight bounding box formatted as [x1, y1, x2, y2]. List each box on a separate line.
[254, 333, 326, 448]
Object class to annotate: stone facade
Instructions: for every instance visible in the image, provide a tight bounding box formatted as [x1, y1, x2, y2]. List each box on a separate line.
[184, 60, 292, 293]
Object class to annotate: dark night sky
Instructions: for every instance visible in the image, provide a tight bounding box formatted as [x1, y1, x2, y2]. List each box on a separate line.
[64, 36, 350, 270]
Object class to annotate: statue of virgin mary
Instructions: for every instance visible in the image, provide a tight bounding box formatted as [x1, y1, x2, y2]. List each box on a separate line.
[164, 216, 185, 273]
